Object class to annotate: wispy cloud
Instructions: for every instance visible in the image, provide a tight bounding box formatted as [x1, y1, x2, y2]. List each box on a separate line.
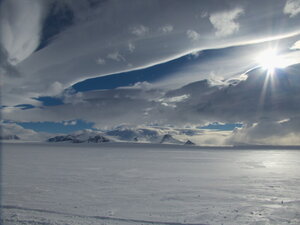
[96, 57, 106, 65]
[186, 29, 200, 41]
[63, 120, 77, 126]
[159, 25, 173, 33]
[128, 42, 135, 53]
[107, 51, 126, 62]
[284, 0, 300, 17]
[209, 7, 244, 37]
[130, 25, 149, 36]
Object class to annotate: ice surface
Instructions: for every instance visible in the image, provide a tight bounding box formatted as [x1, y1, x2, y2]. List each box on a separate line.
[1, 142, 300, 224]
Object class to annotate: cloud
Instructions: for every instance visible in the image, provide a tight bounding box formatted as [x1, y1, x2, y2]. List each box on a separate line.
[63, 120, 77, 126]
[159, 25, 173, 33]
[96, 57, 106, 65]
[0, 0, 46, 64]
[107, 51, 126, 62]
[0, 122, 52, 141]
[47, 81, 64, 96]
[186, 29, 200, 41]
[0, 44, 20, 77]
[284, 0, 300, 17]
[130, 25, 149, 36]
[2, 0, 300, 108]
[291, 40, 300, 49]
[200, 11, 208, 18]
[4, 64, 300, 127]
[128, 42, 135, 53]
[227, 117, 300, 145]
[3, 62, 300, 145]
[209, 7, 244, 37]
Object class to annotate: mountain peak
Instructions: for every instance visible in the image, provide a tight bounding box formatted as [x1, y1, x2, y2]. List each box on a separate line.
[184, 140, 195, 145]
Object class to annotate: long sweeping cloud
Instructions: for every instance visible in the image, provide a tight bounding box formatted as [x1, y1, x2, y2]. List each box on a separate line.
[1, 0, 300, 106]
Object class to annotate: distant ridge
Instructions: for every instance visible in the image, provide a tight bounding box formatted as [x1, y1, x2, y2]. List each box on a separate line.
[0, 135, 20, 140]
[160, 134, 183, 144]
[48, 132, 111, 143]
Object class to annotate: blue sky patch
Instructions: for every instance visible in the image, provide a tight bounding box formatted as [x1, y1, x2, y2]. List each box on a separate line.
[200, 123, 243, 131]
[34, 96, 64, 106]
[15, 104, 35, 110]
[18, 120, 94, 134]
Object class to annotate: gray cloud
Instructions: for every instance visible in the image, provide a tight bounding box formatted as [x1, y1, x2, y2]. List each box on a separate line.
[0, 0, 46, 64]
[130, 25, 149, 37]
[107, 51, 126, 62]
[159, 25, 173, 33]
[2, 0, 300, 106]
[186, 29, 200, 41]
[128, 42, 135, 53]
[3, 63, 300, 145]
[227, 117, 300, 145]
[0, 44, 20, 77]
[1, 0, 300, 145]
[4, 64, 300, 126]
[96, 57, 106, 65]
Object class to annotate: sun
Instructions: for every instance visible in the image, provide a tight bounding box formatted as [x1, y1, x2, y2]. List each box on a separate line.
[255, 48, 283, 73]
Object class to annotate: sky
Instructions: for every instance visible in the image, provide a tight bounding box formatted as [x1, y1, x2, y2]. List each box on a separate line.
[1, 0, 300, 145]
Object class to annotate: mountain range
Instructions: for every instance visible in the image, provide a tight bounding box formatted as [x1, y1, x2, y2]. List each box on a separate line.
[47, 127, 195, 145]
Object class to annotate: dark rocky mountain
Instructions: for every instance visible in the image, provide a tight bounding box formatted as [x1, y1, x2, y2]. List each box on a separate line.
[87, 135, 110, 143]
[160, 134, 183, 144]
[48, 132, 111, 143]
[184, 140, 195, 145]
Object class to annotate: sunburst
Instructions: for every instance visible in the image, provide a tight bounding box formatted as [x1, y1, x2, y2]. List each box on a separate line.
[255, 48, 287, 74]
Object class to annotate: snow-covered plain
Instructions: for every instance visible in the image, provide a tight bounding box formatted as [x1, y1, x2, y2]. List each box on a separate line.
[1, 142, 300, 225]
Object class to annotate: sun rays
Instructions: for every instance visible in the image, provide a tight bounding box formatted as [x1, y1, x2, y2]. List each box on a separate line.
[256, 48, 280, 74]
[254, 48, 284, 115]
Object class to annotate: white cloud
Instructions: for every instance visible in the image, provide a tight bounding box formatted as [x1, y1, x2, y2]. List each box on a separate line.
[0, 0, 45, 64]
[158, 94, 190, 108]
[158, 94, 190, 104]
[128, 42, 135, 53]
[291, 40, 300, 49]
[63, 120, 77, 126]
[0, 122, 52, 141]
[107, 51, 126, 62]
[130, 25, 149, 36]
[284, 0, 300, 17]
[209, 7, 244, 37]
[47, 81, 64, 96]
[186, 29, 200, 41]
[227, 117, 300, 145]
[159, 25, 173, 33]
[96, 57, 106, 65]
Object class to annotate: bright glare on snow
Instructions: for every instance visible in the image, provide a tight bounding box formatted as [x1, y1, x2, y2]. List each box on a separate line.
[1, 143, 300, 225]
